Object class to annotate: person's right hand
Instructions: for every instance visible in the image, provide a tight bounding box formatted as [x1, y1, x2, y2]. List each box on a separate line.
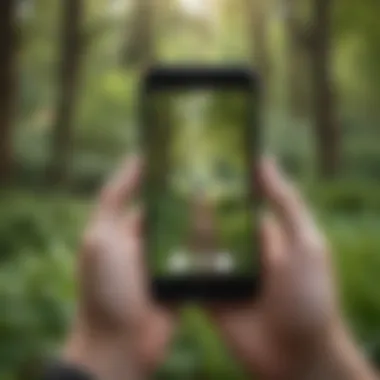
[209, 159, 374, 380]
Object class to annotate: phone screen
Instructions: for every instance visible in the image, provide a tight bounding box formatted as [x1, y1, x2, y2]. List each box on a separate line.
[144, 87, 258, 280]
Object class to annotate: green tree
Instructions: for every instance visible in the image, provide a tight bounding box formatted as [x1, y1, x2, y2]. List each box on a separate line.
[0, 0, 17, 184]
[48, 0, 84, 185]
[310, 0, 340, 178]
[281, 0, 340, 178]
[283, 0, 311, 119]
[121, 0, 155, 68]
[249, 0, 270, 91]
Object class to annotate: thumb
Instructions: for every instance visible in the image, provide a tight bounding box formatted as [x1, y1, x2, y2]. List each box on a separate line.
[260, 212, 286, 280]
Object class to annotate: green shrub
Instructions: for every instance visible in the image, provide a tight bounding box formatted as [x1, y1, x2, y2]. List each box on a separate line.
[0, 193, 91, 379]
[1, 192, 380, 379]
[305, 181, 380, 214]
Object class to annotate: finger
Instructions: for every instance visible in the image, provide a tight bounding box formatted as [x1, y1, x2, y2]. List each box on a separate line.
[99, 155, 142, 216]
[138, 308, 178, 370]
[258, 157, 315, 240]
[260, 212, 286, 275]
[124, 206, 143, 236]
[122, 208, 147, 284]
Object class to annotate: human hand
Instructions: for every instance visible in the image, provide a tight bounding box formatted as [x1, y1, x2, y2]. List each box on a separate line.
[208, 159, 348, 379]
[63, 157, 175, 380]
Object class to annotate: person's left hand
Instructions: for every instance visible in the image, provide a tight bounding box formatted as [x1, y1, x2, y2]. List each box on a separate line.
[63, 156, 176, 380]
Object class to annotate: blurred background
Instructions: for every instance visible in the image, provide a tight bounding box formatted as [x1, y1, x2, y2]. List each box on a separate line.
[0, 0, 380, 379]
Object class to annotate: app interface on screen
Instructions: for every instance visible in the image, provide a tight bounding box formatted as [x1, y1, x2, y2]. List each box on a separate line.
[145, 89, 257, 277]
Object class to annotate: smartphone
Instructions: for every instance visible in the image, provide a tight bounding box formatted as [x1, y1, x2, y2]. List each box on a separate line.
[140, 65, 261, 301]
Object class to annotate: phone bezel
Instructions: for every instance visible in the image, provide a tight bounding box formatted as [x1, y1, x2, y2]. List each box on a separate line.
[140, 65, 261, 301]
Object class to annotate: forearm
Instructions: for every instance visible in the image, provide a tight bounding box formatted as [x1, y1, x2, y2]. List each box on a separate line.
[259, 324, 378, 380]
[302, 325, 378, 380]
[62, 320, 146, 380]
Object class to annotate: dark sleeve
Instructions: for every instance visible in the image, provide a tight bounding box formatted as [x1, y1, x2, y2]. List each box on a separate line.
[42, 362, 95, 380]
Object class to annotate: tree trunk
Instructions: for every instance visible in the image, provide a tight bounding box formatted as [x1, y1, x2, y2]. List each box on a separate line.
[249, 0, 270, 93]
[48, 0, 83, 185]
[122, 0, 155, 69]
[310, 0, 339, 178]
[133, 0, 171, 188]
[0, 0, 16, 185]
[285, 0, 311, 120]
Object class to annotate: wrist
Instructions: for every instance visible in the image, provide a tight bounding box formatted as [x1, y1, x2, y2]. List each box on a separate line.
[296, 323, 377, 380]
[63, 320, 146, 380]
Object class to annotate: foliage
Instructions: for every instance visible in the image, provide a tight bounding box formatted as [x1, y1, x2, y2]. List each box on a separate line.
[0, 193, 90, 379]
[1, 190, 380, 379]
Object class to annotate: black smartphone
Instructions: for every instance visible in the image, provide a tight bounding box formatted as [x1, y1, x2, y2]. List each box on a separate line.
[140, 65, 261, 301]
